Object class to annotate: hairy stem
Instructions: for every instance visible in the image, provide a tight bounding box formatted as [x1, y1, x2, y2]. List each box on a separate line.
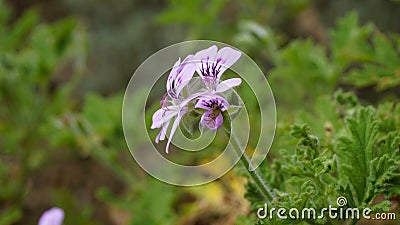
[229, 131, 275, 204]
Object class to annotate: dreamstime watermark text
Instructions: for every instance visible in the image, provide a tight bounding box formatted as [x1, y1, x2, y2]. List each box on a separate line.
[257, 196, 396, 221]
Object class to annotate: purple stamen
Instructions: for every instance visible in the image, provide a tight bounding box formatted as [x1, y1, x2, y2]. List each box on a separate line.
[199, 57, 227, 80]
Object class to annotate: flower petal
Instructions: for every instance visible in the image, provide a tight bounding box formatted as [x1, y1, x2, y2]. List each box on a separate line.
[215, 47, 241, 78]
[38, 208, 64, 225]
[151, 107, 178, 129]
[216, 78, 242, 93]
[200, 110, 223, 130]
[166, 58, 181, 93]
[155, 120, 170, 143]
[167, 55, 196, 98]
[194, 45, 218, 78]
[159, 92, 202, 150]
[195, 95, 229, 111]
[165, 113, 184, 153]
[174, 55, 196, 96]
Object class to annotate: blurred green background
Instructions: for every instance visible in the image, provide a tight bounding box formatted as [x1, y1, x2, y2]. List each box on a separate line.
[0, 0, 399, 224]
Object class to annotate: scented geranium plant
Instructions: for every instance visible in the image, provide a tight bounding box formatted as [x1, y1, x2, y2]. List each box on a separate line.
[238, 12, 400, 225]
[151, 45, 275, 203]
[241, 91, 400, 225]
[151, 44, 400, 225]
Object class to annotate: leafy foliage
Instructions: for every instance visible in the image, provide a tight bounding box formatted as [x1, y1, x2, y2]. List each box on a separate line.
[240, 11, 400, 225]
[243, 92, 400, 224]
[268, 12, 400, 116]
[157, 0, 310, 40]
[332, 13, 400, 91]
[96, 178, 178, 225]
[0, 1, 85, 224]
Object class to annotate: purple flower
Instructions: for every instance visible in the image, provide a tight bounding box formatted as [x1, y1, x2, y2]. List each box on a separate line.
[151, 46, 243, 152]
[151, 105, 179, 143]
[195, 94, 229, 130]
[166, 55, 196, 99]
[151, 55, 197, 153]
[193, 45, 242, 92]
[38, 207, 64, 225]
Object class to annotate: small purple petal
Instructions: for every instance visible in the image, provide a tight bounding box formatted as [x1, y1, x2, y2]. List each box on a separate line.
[195, 95, 229, 111]
[216, 78, 242, 93]
[194, 45, 218, 78]
[167, 58, 181, 90]
[158, 93, 200, 152]
[165, 113, 184, 153]
[151, 107, 178, 129]
[166, 55, 196, 99]
[200, 110, 223, 130]
[174, 55, 196, 96]
[195, 99, 212, 110]
[38, 207, 64, 225]
[155, 120, 170, 143]
[215, 47, 241, 78]
[193, 46, 241, 90]
[151, 108, 165, 129]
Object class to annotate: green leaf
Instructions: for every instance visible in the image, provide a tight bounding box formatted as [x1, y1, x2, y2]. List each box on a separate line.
[368, 132, 400, 199]
[0, 10, 38, 51]
[337, 107, 378, 204]
[269, 39, 336, 114]
[330, 12, 374, 69]
[0, 207, 22, 225]
[343, 32, 400, 91]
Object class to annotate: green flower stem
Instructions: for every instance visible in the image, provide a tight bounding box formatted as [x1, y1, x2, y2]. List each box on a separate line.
[229, 130, 275, 204]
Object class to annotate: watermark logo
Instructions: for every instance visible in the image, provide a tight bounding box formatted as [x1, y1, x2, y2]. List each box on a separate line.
[257, 196, 396, 221]
[336, 196, 347, 207]
[122, 41, 276, 186]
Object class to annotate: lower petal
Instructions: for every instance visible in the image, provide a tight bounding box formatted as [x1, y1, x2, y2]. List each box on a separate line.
[165, 113, 184, 153]
[200, 111, 223, 130]
[155, 120, 170, 143]
[151, 107, 178, 129]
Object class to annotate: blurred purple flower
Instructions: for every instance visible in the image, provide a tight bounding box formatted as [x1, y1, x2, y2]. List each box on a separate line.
[195, 94, 229, 130]
[38, 207, 64, 225]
